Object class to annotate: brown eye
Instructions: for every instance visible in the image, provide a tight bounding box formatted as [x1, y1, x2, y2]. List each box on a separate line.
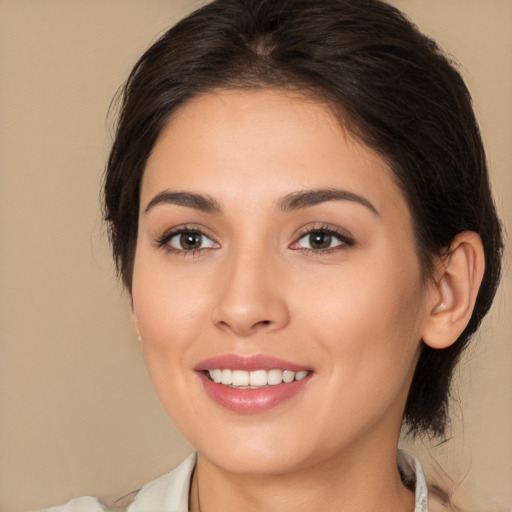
[180, 232, 203, 250]
[167, 230, 216, 251]
[294, 229, 349, 251]
[308, 231, 333, 250]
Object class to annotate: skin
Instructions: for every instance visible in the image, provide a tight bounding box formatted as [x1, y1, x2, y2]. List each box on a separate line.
[131, 88, 443, 512]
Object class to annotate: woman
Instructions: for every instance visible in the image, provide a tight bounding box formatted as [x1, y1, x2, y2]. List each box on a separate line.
[43, 0, 503, 510]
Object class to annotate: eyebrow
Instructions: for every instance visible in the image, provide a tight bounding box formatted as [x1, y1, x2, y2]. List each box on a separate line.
[144, 191, 222, 214]
[278, 188, 380, 215]
[144, 187, 379, 216]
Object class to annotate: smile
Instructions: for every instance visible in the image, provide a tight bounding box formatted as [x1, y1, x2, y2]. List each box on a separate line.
[206, 369, 310, 388]
[195, 355, 313, 413]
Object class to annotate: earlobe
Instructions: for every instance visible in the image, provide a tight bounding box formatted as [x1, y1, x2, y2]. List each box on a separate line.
[422, 231, 485, 350]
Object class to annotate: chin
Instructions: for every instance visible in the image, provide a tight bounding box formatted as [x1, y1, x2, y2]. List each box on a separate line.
[202, 443, 316, 476]
[186, 418, 337, 477]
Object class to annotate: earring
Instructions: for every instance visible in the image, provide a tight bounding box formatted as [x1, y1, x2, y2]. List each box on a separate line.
[138, 334, 142, 343]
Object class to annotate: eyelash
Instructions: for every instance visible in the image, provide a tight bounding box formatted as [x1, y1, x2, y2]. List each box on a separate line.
[155, 225, 218, 257]
[291, 225, 355, 255]
[155, 224, 354, 256]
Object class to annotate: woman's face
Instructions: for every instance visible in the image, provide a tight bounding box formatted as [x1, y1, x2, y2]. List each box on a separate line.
[131, 89, 433, 475]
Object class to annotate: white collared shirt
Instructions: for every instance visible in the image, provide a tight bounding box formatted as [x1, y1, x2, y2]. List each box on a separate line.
[39, 450, 430, 512]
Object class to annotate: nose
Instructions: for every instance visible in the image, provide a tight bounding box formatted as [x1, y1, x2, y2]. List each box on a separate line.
[211, 247, 290, 337]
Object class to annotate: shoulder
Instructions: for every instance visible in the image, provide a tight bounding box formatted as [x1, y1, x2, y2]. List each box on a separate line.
[31, 496, 108, 512]
[126, 453, 196, 512]
[397, 450, 459, 512]
[30, 454, 196, 512]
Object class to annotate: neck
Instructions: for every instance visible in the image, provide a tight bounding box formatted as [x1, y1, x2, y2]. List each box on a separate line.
[189, 441, 415, 512]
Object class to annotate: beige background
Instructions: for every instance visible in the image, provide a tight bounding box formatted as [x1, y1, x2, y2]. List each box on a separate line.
[0, 1, 510, 511]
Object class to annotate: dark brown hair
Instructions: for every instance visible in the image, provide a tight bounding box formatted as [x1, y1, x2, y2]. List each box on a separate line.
[104, 0, 503, 438]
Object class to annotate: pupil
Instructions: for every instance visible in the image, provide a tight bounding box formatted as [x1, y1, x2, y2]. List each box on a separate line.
[181, 232, 201, 249]
[310, 231, 331, 249]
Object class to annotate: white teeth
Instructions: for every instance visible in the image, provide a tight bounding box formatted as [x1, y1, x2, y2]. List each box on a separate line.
[232, 370, 249, 386]
[206, 368, 309, 388]
[282, 370, 295, 383]
[221, 369, 232, 385]
[267, 369, 283, 385]
[249, 370, 267, 387]
[295, 370, 308, 381]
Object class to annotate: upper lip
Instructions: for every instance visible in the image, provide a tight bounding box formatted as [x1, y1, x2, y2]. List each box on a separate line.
[194, 354, 312, 373]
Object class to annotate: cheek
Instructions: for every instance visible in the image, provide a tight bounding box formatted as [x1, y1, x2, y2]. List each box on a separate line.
[132, 275, 206, 429]
[294, 251, 426, 381]
[133, 255, 208, 337]
[291, 264, 425, 444]
[130, 256, 209, 395]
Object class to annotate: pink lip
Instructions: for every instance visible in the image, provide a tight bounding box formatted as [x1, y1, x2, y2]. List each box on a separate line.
[194, 354, 311, 372]
[194, 354, 313, 414]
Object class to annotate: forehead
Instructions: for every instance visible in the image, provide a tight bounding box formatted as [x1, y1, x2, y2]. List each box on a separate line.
[142, 88, 409, 221]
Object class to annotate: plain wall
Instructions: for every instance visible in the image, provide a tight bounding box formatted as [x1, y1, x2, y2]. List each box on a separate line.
[0, 1, 510, 511]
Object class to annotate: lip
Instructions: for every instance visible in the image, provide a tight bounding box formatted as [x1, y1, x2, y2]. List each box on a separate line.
[194, 354, 313, 413]
[194, 354, 311, 372]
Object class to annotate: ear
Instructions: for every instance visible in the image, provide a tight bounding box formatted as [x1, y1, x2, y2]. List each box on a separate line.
[422, 231, 485, 349]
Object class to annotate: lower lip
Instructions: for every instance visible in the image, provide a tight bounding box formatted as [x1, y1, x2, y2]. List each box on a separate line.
[198, 372, 311, 413]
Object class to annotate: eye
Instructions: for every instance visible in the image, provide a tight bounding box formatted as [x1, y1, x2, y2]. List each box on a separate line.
[163, 229, 218, 252]
[292, 228, 353, 252]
